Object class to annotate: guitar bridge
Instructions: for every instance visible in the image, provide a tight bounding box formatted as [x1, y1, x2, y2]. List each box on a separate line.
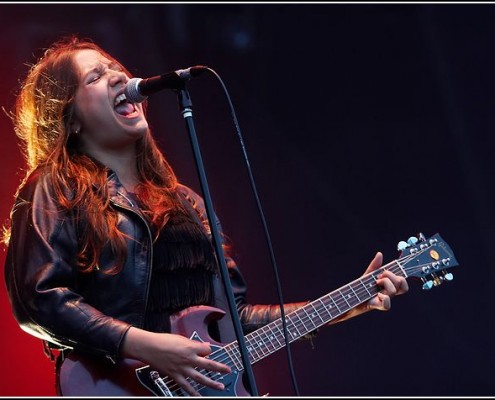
[135, 365, 174, 396]
[150, 370, 173, 397]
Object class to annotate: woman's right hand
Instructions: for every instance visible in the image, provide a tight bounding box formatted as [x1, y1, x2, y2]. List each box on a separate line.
[121, 327, 231, 396]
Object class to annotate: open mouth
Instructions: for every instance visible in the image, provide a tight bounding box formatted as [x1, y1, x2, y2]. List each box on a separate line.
[114, 93, 138, 118]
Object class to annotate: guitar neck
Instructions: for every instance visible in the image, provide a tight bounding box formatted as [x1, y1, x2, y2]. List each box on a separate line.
[222, 260, 407, 369]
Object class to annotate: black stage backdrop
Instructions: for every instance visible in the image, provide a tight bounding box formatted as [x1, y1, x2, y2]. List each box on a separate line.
[0, 3, 493, 396]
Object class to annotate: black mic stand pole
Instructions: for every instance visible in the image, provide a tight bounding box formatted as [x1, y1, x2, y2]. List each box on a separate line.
[175, 86, 259, 396]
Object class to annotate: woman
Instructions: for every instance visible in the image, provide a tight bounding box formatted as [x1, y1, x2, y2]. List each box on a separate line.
[3, 36, 408, 396]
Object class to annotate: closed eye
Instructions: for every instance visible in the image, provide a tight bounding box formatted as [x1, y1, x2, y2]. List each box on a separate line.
[89, 73, 101, 83]
[86, 66, 105, 85]
[84, 62, 126, 85]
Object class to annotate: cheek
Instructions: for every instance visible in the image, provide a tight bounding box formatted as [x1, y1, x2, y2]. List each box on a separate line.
[75, 91, 112, 127]
[75, 81, 110, 111]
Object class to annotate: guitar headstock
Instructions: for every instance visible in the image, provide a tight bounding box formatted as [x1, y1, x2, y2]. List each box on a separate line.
[396, 233, 458, 290]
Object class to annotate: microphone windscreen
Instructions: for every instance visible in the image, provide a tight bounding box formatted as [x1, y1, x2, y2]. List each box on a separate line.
[125, 78, 147, 103]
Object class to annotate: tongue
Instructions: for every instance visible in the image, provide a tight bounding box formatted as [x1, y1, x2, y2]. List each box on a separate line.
[115, 102, 135, 116]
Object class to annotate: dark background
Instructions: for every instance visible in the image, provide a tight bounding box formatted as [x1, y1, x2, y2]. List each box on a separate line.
[0, 3, 493, 396]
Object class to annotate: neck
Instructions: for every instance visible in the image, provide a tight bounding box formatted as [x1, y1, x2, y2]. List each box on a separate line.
[85, 144, 140, 192]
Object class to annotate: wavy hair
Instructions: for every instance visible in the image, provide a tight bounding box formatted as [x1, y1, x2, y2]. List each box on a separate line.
[7, 36, 187, 274]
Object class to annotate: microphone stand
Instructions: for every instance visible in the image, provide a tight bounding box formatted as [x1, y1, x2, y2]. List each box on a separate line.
[175, 86, 259, 396]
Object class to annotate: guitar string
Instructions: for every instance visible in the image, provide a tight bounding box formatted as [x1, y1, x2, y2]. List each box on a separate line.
[162, 266, 438, 395]
[161, 259, 443, 395]
[158, 249, 447, 393]
[157, 264, 394, 394]
[159, 259, 442, 394]
[185, 247, 429, 369]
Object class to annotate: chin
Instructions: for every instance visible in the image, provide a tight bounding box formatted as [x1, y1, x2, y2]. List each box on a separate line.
[128, 121, 149, 137]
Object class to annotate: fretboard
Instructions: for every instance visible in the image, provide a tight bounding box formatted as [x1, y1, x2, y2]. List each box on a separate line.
[222, 260, 407, 370]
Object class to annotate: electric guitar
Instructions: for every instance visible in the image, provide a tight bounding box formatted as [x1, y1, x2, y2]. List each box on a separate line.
[57, 232, 458, 396]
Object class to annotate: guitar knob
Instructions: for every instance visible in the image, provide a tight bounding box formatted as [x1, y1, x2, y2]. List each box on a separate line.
[407, 236, 418, 246]
[397, 241, 409, 251]
[422, 280, 434, 290]
[444, 272, 454, 281]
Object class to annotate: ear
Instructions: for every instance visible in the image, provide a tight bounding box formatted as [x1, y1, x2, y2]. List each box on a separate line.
[69, 120, 82, 135]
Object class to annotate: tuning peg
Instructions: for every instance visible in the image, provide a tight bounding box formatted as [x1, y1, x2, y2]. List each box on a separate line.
[443, 272, 454, 281]
[407, 236, 418, 246]
[418, 232, 426, 242]
[422, 280, 434, 290]
[397, 241, 409, 251]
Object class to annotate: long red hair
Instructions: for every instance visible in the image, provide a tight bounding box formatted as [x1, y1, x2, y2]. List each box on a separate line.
[8, 36, 187, 274]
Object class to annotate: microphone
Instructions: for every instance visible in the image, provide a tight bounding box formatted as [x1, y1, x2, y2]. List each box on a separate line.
[125, 65, 208, 103]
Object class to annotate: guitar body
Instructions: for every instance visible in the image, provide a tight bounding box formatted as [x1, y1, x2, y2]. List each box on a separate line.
[57, 306, 249, 397]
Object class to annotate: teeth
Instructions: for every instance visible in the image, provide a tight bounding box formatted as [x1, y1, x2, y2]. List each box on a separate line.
[114, 93, 127, 107]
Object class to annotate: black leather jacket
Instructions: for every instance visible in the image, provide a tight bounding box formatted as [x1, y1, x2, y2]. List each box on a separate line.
[4, 167, 308, 361]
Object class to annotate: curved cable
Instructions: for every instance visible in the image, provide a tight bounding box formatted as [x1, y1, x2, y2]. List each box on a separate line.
[203, 67, 301, 396]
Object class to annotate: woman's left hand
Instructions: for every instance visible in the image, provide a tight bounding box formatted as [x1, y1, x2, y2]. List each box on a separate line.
[363, 251, 409, 311]
[329, 252, 409, 324]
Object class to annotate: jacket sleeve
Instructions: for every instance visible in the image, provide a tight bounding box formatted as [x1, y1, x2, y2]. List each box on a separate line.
[4, 171, 131, 360]
[177, 183, 316, 338]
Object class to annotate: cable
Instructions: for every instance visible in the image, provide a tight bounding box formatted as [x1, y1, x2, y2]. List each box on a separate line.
[204, 67, 301, 396]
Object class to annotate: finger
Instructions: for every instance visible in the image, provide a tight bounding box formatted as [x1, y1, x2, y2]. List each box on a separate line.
[368, 292, 391, 311]
[197, 357, 231, 374]
[376, 276, 397, 297]
[379, 271, 409, 295]
[195, 341, 213, 357]
[363, 252, 383, 275]
[174, 375, 201, 397]
[189, 368, 225, 392]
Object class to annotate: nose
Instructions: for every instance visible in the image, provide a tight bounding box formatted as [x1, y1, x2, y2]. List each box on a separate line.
[109, 70, 128, 87]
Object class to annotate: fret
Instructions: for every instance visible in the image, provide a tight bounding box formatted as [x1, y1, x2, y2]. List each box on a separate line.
[224, 344, 243, 370]
[252, 330, 269, 357]
[285, 315, 302, 338]
[258, 325, 277, 354]
[317, 297, 334, 320]
[359, 276, 374, 297]
[266, 323, 283, 348]
[337, 289, 351, 310]
[347, 284, 360, 303]
[271, 320, 288, 345]
[267, 320, 291, 348]
[367, 275, 376, 290]
[293, 309, 312, 334]
[262, 326, 278, 353]
[215, 348, 238, 371]
[328, 295, 342, 314]
[308, 302, 326, 324]
[393, 260, 407, 278]
[349, 280, 368, 304]
[342, 286, 357, 307]
[245, 336, 262, 362]
[224, 343, 242, 368]
[301, 306, 319, 331]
